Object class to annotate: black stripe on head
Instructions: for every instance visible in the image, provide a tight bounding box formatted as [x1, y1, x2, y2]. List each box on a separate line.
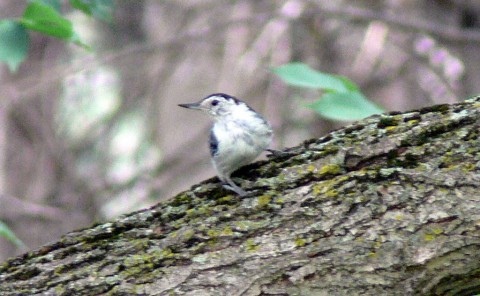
[207, 93, 241, 105]
[206, 93, 258, 112]
[209, 129, 219, 157]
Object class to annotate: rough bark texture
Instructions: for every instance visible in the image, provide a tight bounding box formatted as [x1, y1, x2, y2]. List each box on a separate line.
[1, 98, 480, 296]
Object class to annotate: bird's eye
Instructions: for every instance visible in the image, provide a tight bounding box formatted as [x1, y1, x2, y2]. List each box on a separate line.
[211, 100, 219, 106]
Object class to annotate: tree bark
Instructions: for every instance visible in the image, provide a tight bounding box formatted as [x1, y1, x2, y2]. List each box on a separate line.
[1, 98, 480, 296]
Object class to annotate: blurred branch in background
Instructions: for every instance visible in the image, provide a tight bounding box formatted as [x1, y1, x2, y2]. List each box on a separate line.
[319, 3, 480, 43]
[0, 0, 479, 262]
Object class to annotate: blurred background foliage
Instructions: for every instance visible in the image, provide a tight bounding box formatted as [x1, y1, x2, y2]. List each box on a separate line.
[1, 0, 480, 261]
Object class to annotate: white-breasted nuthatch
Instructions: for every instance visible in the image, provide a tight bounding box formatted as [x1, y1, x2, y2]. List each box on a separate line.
[179, 93, 273, 196]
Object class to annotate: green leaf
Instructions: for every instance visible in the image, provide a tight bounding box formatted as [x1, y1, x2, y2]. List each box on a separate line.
[0, 20, 29, 71]
[336, 75, 360, 92]
[20, 0, 74, 39]
[70, 0, 114, 22]
[33, 0, 62, 12]
[0, 220, 26, 249]
[70, 0, 93, 15]
[306, 91, 385, 121]
[272, 63, 351, 92]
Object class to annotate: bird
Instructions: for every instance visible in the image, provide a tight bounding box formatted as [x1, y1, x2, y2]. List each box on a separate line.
[178, 93, 273, 196]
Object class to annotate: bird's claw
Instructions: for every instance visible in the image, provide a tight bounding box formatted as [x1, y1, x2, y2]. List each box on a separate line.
[265, 148, 293, 158]
[222, 184, 248, 196]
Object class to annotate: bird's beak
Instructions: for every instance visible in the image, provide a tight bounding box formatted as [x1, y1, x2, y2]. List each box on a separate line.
[178, 102, 203, 110]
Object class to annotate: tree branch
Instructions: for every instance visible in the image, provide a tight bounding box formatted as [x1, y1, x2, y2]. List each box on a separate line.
[1, 98, 480, 295]
[317, 4, 480, 43]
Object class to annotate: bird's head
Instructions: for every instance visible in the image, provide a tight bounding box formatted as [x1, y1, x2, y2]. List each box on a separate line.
[178, 93, 251, 119]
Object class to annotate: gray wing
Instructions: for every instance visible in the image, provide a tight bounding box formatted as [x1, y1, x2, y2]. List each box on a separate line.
[209, 129, 219, 157]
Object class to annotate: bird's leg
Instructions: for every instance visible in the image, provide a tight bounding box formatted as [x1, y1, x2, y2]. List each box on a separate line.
[222, 176, 248, 196]
[265, 148, 292, 158]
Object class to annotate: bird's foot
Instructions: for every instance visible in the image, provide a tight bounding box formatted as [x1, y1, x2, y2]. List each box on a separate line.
[222, 184, 248, 196]
[265, 148, 294, 158]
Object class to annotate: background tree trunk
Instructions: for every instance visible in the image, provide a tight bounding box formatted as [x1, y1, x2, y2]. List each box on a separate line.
[1, 98, 479, 295]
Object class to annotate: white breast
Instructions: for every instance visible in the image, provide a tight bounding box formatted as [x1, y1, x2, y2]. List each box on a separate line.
[212, 111, 272, 176]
